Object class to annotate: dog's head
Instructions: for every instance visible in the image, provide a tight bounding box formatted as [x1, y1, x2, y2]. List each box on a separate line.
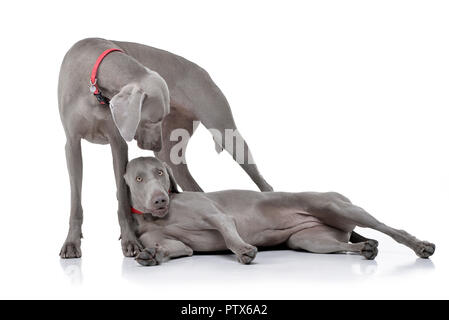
[124, 157, 179, 218]
[109, 70, 170, 152]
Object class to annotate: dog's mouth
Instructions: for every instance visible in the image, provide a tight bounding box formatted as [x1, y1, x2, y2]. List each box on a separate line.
[136, 138, 162, 152]
[146, 206, 169, 218]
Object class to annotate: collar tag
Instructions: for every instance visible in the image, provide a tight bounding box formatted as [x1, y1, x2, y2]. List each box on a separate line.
[89, 79, 97, 93]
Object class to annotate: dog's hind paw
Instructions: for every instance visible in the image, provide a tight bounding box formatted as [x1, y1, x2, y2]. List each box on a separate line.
[60, 241, 81, 259]
[361, 241, 378, 260]
[414, 241, 435, 259]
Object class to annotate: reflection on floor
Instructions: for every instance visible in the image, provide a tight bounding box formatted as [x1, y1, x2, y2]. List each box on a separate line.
[59, 249, 435, 286]
[60, 258, 83, 285]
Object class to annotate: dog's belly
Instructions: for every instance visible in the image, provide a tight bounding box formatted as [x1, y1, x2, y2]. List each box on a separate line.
[235, 212, 325, 247]
[171, 212, 325, 250]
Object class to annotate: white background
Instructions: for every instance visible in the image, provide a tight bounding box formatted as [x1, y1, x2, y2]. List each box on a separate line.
[0, 0, 448, 299]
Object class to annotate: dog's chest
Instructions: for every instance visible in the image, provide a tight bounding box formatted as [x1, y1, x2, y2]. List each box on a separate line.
[79, 105, 112, 144]
[84, 126, 109, 144]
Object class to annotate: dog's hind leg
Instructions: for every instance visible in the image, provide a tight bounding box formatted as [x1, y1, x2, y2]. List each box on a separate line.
[203, 119, 273, 192]
[309, 193, 435, 258]
[183, 69, 273, 192]
[156, 108, 203, 192]
[287, 226, 378, 260]
[60, 137, 83, 258]
[322, 194, 379, 247]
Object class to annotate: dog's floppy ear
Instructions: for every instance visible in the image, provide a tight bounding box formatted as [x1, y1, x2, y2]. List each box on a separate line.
[109, 84, 146, 142]
[163, 162, 180, 193]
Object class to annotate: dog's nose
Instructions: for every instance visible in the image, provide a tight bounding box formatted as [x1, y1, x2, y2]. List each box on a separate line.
[152, 195, 168, 207]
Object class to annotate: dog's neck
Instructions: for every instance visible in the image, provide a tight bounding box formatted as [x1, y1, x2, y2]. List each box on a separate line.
[95, 51, 151, 99]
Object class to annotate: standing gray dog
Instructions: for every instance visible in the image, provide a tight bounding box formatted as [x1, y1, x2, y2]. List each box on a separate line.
[58, 38, 272, 258]
[124, 157, 435, 266]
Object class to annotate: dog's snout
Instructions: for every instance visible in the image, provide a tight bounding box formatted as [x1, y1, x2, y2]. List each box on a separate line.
[137, 139, 162, 152]
[152, 194, 168, 208]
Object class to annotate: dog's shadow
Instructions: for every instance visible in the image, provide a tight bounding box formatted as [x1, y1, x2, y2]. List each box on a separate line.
[389, 258, 435, 276]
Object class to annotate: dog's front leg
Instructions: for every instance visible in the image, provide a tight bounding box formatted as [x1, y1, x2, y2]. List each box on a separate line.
[205, 214, 257, 264]
[110, 136, 143, 257]
[135, 239, 193, 266]
[60, 137, 83, 258]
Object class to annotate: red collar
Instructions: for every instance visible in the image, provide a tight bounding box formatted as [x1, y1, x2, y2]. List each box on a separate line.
[89, 48, 124, 105]
[131, 207, 144, 215]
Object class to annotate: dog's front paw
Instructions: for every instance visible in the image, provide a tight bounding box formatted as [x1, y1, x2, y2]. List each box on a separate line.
[414, 241, 435, 259]
[121, 236, 143, 257]
[235, 244, 258, 264]
[60, 240, 82, 259]
[135, 247, 164, 266]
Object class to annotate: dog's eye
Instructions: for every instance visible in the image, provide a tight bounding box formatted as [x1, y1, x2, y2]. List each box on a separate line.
[136, 176, 143, 182]
[157, 170, 164, 176]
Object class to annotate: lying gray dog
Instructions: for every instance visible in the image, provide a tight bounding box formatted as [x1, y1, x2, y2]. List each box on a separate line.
[125, 157, 435, 266]
[58, 38, 272, 258]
